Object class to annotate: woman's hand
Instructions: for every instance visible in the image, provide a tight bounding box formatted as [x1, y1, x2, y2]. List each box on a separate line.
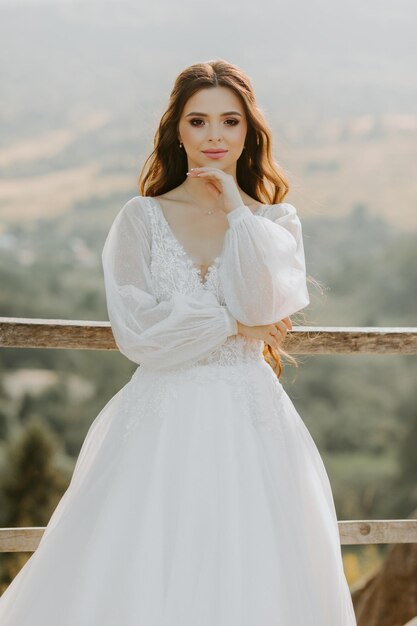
[186, 166, 244, 214]
[237, 317, 293, 351]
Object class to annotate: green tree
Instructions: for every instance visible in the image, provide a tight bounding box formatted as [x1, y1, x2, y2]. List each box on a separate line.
[0, 419, 69, 592]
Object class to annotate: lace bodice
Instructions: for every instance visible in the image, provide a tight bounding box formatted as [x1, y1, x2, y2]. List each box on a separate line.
[101, 194, 310, 372]
[145, 197, 265, 368]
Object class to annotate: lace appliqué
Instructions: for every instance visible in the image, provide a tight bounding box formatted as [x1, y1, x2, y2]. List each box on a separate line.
[120, 359, 289, 441]
[144, 197, 265, 368]
[251, 363, 292, 439]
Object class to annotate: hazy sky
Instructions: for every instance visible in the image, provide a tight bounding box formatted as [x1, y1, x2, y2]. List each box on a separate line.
[1, 0, 416, 132]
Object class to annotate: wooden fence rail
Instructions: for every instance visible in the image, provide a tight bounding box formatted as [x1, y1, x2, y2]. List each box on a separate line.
[1, 317, 417, 354]
[1, 520, 417, 553]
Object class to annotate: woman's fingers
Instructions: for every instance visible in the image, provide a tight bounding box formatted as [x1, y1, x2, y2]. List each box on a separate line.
[266, 325, 282, 351]
[274, 320, 288, 339]
[186, 167, 241, 212]
[266, 319, 292, 350]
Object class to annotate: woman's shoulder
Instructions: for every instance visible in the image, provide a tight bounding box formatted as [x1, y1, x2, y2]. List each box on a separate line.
[120, 194, 150, 212]
[255, 201, 298, 221]
[241, 192, 297, 216]
[107, 195, 154, 239]
[117, 194, 153, 221]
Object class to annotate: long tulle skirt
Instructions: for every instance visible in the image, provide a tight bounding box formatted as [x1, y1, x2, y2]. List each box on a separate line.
[0, 357, 357, 625]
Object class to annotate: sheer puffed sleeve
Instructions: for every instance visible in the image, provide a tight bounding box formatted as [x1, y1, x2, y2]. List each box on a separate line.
[219, 203, 310, 326]
[101, 197, 238, 370]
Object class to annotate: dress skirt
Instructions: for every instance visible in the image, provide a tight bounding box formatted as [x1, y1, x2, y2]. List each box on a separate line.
[0, 357, 357, 625]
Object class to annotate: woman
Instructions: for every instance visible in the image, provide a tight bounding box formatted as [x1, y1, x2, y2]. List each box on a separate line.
[0, 59, 357, 625]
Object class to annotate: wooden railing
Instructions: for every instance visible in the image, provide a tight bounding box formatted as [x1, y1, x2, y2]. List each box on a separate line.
[1, 317, 417, 553]
[1, 317, 417, 354]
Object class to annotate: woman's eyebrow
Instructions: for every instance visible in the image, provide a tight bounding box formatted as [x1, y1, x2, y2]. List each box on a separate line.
[185, 111, 242, 117]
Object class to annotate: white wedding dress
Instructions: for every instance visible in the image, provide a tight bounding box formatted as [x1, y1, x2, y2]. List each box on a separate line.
[0, 195, 357, 625]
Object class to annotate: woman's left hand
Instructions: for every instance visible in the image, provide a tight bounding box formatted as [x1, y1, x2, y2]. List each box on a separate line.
[186, 167, 244, 214]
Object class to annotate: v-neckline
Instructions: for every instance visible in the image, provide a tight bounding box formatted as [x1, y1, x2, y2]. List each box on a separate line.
[149, 196, 263, 286]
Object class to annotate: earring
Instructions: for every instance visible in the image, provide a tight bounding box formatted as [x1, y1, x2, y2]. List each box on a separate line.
[179, 141, 183, 148]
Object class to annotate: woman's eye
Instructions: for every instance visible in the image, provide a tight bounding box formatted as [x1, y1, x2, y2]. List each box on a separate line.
[189, 119, 239, 126]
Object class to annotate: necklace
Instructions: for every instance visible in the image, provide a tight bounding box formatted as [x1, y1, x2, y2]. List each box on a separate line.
[183, 185, 221, 216]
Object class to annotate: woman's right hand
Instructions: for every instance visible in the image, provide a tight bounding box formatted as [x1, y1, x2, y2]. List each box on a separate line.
[236, 317, 292, 351]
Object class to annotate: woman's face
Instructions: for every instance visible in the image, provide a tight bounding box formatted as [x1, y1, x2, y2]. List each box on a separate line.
[178, 86, 247, 175]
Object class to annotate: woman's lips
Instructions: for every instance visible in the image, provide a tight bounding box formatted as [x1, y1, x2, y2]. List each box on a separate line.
[202, 150, 228, 159]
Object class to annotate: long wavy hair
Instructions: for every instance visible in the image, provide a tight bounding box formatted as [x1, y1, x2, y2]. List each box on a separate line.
[138, 58, 312, 379]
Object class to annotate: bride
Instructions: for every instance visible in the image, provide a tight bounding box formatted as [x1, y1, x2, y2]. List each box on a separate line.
[0, 58, 357, 625]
